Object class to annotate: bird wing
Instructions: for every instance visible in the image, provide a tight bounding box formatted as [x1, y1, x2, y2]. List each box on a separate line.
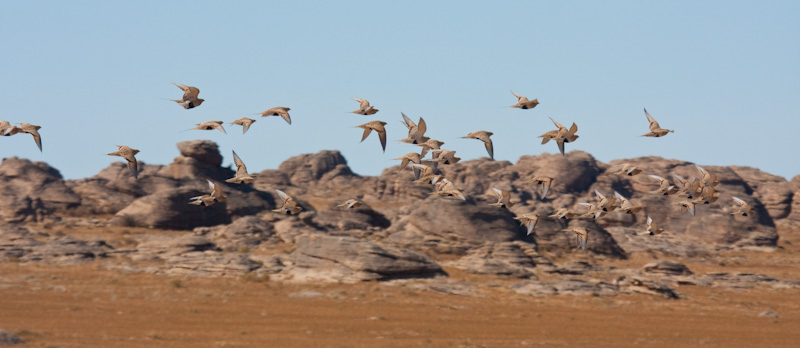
[732, 196, 745, 206]
[644, 108, 656, 124]
[30, 130, 42, 151]
[417, 117, 427, 137]
[556, 139, 565, 156]
[275, 189, 290, 202]
[359, 127, 373, 142]
[378, 128, 387, 152]
[549, 117, 566, 131]
[401, 112, 415, 130]
[279, 110, 292, 125]
[484, 138, 494, 160]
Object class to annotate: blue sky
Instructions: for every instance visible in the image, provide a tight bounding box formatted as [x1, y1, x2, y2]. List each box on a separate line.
[1, 1, 798, 180]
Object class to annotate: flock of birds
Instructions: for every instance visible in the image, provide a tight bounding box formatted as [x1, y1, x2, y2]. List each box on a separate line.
[0, 83, 755, 251]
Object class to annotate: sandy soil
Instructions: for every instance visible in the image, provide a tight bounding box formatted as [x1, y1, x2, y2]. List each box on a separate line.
[2, 222, 799, 347]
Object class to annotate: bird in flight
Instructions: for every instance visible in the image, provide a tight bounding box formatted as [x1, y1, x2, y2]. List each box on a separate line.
[641, 108, 673, 137]
[351, 98, 379, 115]
[107, 145, 140, 179]
[508, 91, 539, 109]
[172, 82, 204, 109]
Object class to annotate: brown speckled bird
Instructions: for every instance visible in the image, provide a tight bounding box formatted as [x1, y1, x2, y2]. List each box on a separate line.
[172, 82, 204, 109]
[189, 180, 227, 207]
[514, 213, 541, 236]
[400, 113, 429, 145]
[566, 227, 591, 250]
[7, 123, 43, 151]
[356, 120, 387, 152]
[351, 98, 379, 115]
[273, 189, 302, 215]
[489, 188, 514, 209]
[731, 197, 753, 217]
[191, 121, 227, 134]
[225, 150, 255, 184]
[230, 117, 256, 134]
[509, 91, 539, 109]
[107, 145, 140, 179]
[259, 107, 292, 125]
[462, 130, 494, 160]
[642, 108, 673, 137]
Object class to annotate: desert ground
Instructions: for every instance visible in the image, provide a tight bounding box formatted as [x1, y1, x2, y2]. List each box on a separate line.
[2, 225, 799, 348]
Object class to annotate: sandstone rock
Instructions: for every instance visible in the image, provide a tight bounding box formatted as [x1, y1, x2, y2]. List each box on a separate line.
[0, 157, 80, 221]
[108, 187, 229, 229]
[286, 234, 443, 282]
[311, 201, 391, 233]
[642, 260, 693, 276]
[615, 275, 680, 299]
[21, 236, 112, 263]
[277, 150, 353, 187]
[195, 216, 276, 251]
[510, 278, 617, 297]
[177, 140, 223, 166]
[443, 242, 538, 278]
[0, 226, 44, 260]
[163, 252, 263, 276]
[0, 330, 25, 346]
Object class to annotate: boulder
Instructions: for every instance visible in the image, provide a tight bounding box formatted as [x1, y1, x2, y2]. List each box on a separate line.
[0, 157, 81, 221]
[108, 187, 231, 230]
[0, 330, 25, 346]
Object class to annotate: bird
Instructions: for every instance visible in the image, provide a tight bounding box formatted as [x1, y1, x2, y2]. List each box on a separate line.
[351, 98, 379, 115]
[189, 180, 227, 207]
[695, 165, 719, 187]
[172, 82, 204, 109]
[514, 213, 541, 236]
[647, 175, 679, 195]
[731, 197, 753, 217]
[641, 108, 673, 137]
[273, 189, 302, 215]
[408, 163, 437, 184]
[394, 152, 424, 180]
[191, 121, 227, 134]
[594, 189, 617, 212]
[400, 113, 429, 144]
[549, 208, 575, 220]
[539, 117, 578, 156]
[462, 131, 494, 160]
[643, 216, 665, 235]
[230, 117, 256, 134]
[508, 91, 539, 109]
[433, 177, 466, 201]
[694, 186, 719, 205]
[107, 145, 140, 179]
[566, 227, 591, 250]
[672, 174, 702, 199]
[489, 188, 514, 209]
[338, 199, 363, 209]
[0, 121, 15, 136]
[259, 107, 292, 125]
[673, 200, 697, 216]
[431, 149, 461, 165]
[225, 150, 255, 184]
[416, 139, 445, 158]
[356, 120, 388, 152]
[613, 163, 642, 176]
[8, 123, 43, 151]
[614, 191, 646, 214]
[577, 202, 606, 219]
[527, 175, 554, 199]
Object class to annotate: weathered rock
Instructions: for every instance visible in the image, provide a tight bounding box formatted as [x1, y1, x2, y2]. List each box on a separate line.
[444, 242, 538, 278]
[21, 236, 112, 263]
[311, 201, 391, 233]
[615, 275, 680, 299]
[0, 157, 81, 221]
[510, 278, 618, 297]
[0, 225, 44, 260]
[163, 252, 263, 276]
[177, 140, 223, 166]
[642, 260, 693, 276]
[697, 272, 800, 289]
[286, 234, 443, 282]
[195, 216, 275, 251]
[0, 330, 25, 346]
[107, 187, 232, 230]
[277, 150, 353, 187]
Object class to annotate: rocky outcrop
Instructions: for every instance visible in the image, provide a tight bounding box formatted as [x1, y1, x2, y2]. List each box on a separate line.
[285, 234, 444, 282]
[0, 157, 81, 222]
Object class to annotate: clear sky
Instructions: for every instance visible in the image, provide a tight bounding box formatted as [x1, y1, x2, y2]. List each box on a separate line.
[1, 1, 798, 180]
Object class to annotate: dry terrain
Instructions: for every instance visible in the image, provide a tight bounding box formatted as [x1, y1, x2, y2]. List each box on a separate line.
[2, 227, 799, 348]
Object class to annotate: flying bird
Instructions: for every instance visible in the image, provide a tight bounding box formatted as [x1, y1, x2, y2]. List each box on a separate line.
[172, 82, 204, 109]
[462, 131, 494, 160]
[230, 117, 256, 134]
[508, 91, 539, 109]
[351, 98, 379, 115]
[673, 200, 697, 216]
[527, 175, 554, 199]
[273, 189, 302, 215]
[189, 180, 227, 207]
[614, 191, 646, 214]
[566, 227, 591, 250]
[549, 208, 575, 220]
[643, 216, 665, 235]
[431, 149, 461, 165]
[647, 175, 679, 195]
[489, 188, 514, 209]
[514, 213, 541, 236]
[433, 177, 466, 201]
[259, 107, 292, 125]
[594, 189, 617, 212]
[356, 120, 388, 152]
[577, 202, 606, 219]
[641, 108, 673, 137]
[191, 121, 227, 134]
[416, 139, 445, 158]
[5, 123, 43, 151]
[400, 113, 429, 145]
[107, 145, 140, 179]
[613, 163, 642, 176]
[731, 197, 753, 217]
[338, 199, 363, 209]
[225, 150, 255, 184]
[538, 117, 578, 156]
